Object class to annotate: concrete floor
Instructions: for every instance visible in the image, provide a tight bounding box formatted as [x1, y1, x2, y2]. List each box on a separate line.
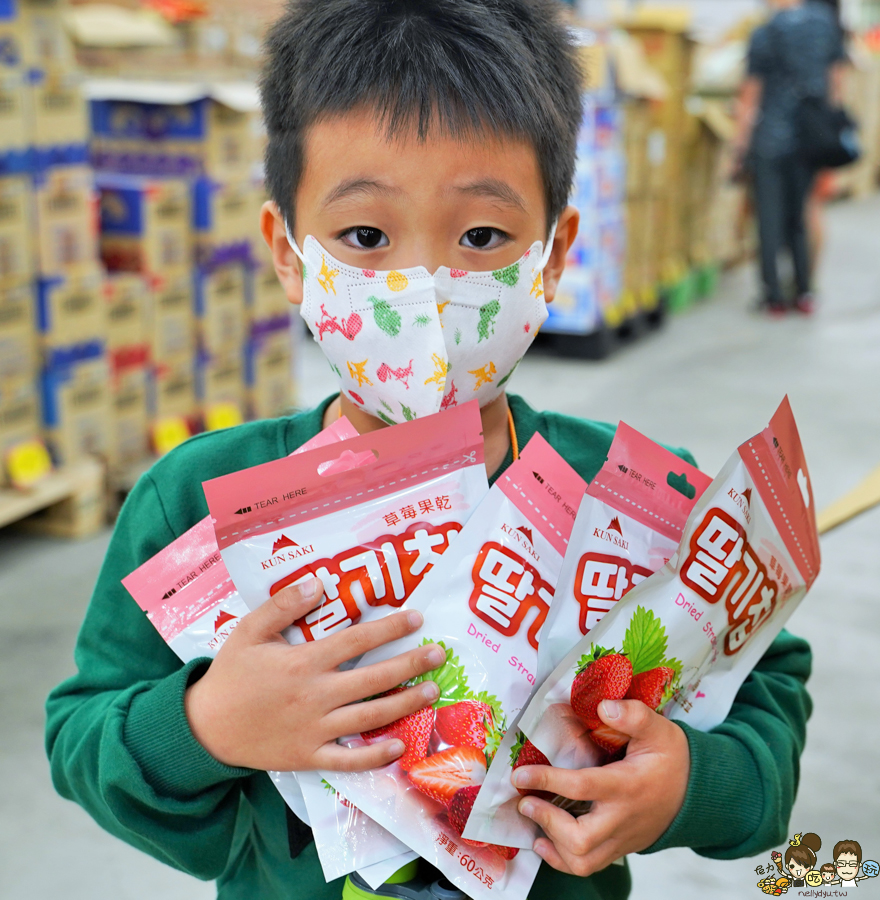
[2, 194, 880, 899]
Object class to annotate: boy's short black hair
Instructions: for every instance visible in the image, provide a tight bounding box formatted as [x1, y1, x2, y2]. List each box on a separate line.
[261, 0, 583, 234]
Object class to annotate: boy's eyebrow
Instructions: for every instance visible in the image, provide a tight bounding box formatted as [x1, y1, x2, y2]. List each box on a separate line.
[323, 178, 403, 206]
[450, 178, 527, 212]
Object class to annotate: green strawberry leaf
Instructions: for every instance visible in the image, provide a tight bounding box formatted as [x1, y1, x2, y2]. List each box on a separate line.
[509, 730, 526, 767]
[468, 688, 506, 733]
[621, 607, 668, 675]
[575, 645, 614, 674]
[657, 657, 683, 708]
[321, 778, 337, 796]
[409, 639, 471, 705]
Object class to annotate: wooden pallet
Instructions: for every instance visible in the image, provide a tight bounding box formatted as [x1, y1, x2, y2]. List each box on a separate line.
[0, 458, 107, 539]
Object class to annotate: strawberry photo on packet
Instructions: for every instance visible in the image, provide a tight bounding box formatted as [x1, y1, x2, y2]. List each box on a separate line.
[122, 419, 418, 885]
[323, 434, 586, 900]
[467, 423, 710, 849]
[519, 397, 821, 774]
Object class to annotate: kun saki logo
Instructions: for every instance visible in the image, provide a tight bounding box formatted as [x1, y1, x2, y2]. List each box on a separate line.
[272, 534, 299, 554]
[214, 610, 237, 632]
[593, 517, 629, 550]
[262, 535, 316, 569]
[500, 522, 540, 561]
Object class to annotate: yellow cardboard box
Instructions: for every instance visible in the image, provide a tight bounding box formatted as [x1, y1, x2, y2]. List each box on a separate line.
[26, 68, 88, 148]
[109, 360, 150, 465]
[0, 279, 36, 381]
[193, 177, 260, 265]
[33, 164, 98, 277]
[0, 175, 33, 286]
[249, 259, 290, 321]
[0, 375, 41, 486]
[0, 69, 29, 158]
[42, 346, 111, 465]
[37, 267, 106, 347]
[17, 0, 74, 70]
[149, 272, 195, 363]
[197, 349, 244, 420]
[195, 262, 246, 354]
[104, 272, 149, 351]
[247, 327, 292, 421]
[98, 176, 191, 276]
[151, 357, 196, 421]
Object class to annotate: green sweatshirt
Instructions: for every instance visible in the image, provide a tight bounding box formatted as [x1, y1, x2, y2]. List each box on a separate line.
[46, 394, 812, 900]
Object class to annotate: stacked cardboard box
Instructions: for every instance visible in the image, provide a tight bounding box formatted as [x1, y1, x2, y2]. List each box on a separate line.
[613, 31, 668, 316]
[622, 7, 696, 287]
[88, 80, 294, 449]
[0, 0, 110, 478]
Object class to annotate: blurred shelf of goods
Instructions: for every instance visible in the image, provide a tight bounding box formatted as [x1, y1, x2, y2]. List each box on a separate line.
[0, 0, 877, 535]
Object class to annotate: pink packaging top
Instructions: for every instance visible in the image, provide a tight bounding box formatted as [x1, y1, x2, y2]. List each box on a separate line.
[739, 396, 821, 586]
[123, 416, 360, 635]
[203, 401, 484, 548]
[496, 432, 587, 557]
[586, 422, 712, 543]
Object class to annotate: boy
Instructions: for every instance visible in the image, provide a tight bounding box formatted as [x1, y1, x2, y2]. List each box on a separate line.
[46, 1, 813, 897]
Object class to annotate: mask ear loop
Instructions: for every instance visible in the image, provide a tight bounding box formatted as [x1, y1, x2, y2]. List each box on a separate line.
[537, 219, 559, 271]
[284, 220, 308, 267]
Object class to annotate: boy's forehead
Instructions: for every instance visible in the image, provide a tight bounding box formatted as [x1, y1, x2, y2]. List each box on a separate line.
[300, 108, 545, 212]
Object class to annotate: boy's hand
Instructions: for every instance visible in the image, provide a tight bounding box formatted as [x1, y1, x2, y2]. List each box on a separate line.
[512, 699, 689, 877]
[185, 577, 443, 772]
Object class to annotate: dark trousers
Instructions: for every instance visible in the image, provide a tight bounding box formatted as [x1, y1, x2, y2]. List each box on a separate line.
[751, 153, 815, 306]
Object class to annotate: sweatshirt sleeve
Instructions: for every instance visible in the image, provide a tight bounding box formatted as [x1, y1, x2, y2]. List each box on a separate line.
[45, 472, 253, 880]
[642, 628, 812, 859]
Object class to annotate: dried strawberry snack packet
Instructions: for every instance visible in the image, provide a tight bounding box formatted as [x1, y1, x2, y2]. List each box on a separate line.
[202, 401, 487, 649]
[538, 422, 711, 681]
[123, 419, 417, 882]
[324, 434, 586, 900]
[520, 396, 821, 769]
[469, 423, 710, 849]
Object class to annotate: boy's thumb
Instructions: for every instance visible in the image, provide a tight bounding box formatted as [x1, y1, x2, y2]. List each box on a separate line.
[249, 576, 324, 637]
[597, 699, 660, 742]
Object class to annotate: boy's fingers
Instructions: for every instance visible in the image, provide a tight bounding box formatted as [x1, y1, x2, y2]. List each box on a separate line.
[245, 577, 324, 639]
[519, 798, 611, 877]
[315, 609, 425, 670]
[325, 682, 439, 738]
[315, 738, 407, 773]
[511, 764, 620, 802]
[531, 836, 574, 875]
[597, 699, 661, 743]
[334, 643, 446, 705]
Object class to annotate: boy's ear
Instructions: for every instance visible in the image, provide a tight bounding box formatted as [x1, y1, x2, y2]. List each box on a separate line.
[260, 201, 303, 306]
[541, 205, 579, 305]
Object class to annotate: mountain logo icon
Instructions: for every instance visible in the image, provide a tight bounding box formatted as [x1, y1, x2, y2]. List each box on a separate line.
[214, 610, 238, 632]
[516, 526, 534, 544]
[742, 488, 752, 505]
[272, 534, 299, 555]
[608, 517, 623, 536]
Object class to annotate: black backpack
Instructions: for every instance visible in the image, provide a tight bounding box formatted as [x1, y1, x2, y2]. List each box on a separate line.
[772, 15, 861, 169]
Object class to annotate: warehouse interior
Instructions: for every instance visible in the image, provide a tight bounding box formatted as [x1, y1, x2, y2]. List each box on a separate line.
[1, 0, 879, 898]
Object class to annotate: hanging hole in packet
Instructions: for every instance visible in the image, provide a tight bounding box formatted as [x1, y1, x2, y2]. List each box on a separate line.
[667, 470, 696, 499]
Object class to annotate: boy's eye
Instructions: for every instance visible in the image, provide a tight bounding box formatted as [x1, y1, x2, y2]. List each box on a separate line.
[461, 228, 508, 250]
[340, 227, 389, 249]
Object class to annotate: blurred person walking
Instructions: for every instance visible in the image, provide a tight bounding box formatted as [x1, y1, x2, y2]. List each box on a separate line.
[734, 0, 848, 315]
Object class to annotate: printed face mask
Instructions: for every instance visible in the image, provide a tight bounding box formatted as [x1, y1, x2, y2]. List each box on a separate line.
[286, 225, 555, 424]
